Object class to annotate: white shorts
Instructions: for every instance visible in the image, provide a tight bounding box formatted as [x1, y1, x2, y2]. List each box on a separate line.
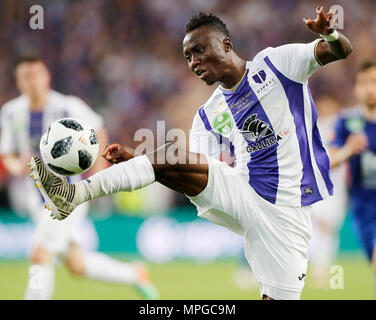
[31, 202, 90, 255]
[9, 176, 95, 256]
[188, 156, 312, 300]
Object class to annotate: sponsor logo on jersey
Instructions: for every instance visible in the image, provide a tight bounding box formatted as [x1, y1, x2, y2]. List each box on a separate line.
[213, 112, 233, 136]
[251, 67, 277, 95]
[242, 113, 282, 153]
[252, 70, 267, 84]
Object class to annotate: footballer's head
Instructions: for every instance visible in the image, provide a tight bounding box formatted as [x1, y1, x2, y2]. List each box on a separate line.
[355, 61, 376, 109]
[15, 55, 51, 99]
[183, 13, 233, 86]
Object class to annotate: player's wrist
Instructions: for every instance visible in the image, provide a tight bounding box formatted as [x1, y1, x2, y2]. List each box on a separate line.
[320, 30, 339, 42]
[341, 145, 354, 160]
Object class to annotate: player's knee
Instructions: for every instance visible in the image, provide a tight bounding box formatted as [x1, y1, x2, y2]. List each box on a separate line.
[65, 245, 86, 276]
[30, 246, 53, 265]
[66, 257, 86, 276]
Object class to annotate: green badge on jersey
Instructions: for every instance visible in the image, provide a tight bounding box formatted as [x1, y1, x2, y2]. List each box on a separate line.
[213, 112, 233, 135]
[345, 117, 365, 133]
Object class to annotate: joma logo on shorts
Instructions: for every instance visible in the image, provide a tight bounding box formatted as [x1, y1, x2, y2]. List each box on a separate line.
[298, 273, 306, 281]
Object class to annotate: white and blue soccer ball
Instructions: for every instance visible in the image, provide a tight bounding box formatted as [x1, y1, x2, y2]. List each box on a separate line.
[40, 118, 99, 176]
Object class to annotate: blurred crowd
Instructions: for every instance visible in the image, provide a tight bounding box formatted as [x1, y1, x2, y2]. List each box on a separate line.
[0, 0, 375, 213]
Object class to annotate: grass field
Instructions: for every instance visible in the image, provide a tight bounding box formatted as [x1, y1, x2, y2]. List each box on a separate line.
[0, 255, 373, 300]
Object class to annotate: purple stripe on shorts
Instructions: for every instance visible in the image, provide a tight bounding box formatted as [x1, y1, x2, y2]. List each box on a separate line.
[264, 56, 322, 206]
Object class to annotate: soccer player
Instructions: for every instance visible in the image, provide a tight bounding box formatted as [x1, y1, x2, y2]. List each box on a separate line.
[329, 61, 376, 294]
[29, 6, 352, 300]
[0, 56, 159, 300]
[309, 96, 348, 287]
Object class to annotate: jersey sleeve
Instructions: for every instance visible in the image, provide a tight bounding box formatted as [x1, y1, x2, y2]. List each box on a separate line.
[331, 117, 349, 148]
[266, 39, 323, 83]
[0, 105, 17, 155]
[67, 96, 103, 130]
[189, 112, 226, 159]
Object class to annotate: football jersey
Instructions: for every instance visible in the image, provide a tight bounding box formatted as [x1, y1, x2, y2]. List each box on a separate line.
[0, 90, 103, 183]
[190, 39, 333, 207]
[332, 107, 376, 224]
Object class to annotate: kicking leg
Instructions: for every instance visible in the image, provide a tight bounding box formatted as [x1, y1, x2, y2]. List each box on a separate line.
[65, 243, 159, 299]
[29, 143, 209, 220]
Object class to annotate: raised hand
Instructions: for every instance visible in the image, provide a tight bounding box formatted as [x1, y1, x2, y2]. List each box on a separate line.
[101, 143, 135, 164]
[303, 5, 334, 35]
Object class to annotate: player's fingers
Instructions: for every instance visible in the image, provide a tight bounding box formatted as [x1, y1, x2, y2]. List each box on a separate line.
[317, 6, 327, 21]
[303, 17, 315, 28]
[316, 5, 324, 15]
[102, 143, 120, 157]
[303, 17, 311, 24]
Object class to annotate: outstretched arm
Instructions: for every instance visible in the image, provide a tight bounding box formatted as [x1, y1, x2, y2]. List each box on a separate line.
[330, 133, 368, 168]
[304, 5, 352, 65]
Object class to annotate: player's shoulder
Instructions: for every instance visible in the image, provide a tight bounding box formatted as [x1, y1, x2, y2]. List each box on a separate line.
[253, 40, 320, 60]
[334, 106, 365, 134]
[338, 106, 362, 120]
[49, 90, 87, 106]
[339, 106, 362, 118]
[1, 95, 28, 115]
[199, 86, 224, 111]
[252, 46, 274, 62]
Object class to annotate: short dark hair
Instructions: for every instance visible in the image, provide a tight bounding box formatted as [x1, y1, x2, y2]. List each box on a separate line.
[357, 61, 376, 74]
[185, 12, 231, 39]
[15, 55, 45, 67]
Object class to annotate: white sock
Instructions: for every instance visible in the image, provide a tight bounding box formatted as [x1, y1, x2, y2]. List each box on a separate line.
[83, 251, 139, 284]
[24, 264, 55, 300]
[74, 155, 155, 205]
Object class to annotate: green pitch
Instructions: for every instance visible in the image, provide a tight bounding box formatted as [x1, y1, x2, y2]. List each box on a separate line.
[0, 255, 373, 300]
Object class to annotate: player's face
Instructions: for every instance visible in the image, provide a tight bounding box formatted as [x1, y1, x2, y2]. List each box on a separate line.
[16, 61, 50, 99]
[355, 67, 376, 109]
[183, 27, 230, 85]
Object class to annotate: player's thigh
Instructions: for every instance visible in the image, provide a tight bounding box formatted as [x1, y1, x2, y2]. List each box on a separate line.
[244, 201, 312, 297]
[30, 245, 54, 265]
[188, 155, 256, 235]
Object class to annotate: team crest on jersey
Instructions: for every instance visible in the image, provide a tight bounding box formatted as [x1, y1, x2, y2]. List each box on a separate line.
[213, 112, 233, 136]
[241, 113, 282, 153]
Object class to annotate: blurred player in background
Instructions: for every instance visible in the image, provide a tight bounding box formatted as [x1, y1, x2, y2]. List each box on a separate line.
[330, 61, 376, 295]
[29, 6, 352, 300]
[0, 56, 158, 300]
[309, 96, 348, 287]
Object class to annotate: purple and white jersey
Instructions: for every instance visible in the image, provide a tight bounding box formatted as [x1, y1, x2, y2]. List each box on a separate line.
[190, 39, 333, 207]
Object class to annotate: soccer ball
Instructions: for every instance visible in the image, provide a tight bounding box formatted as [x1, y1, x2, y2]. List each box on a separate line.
[39, 118, 99, 176]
